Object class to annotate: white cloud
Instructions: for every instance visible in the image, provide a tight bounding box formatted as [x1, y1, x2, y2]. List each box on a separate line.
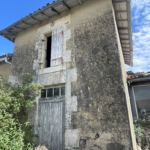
[142, 7, 150, 16]
[132, 0, 150, 9]
[126, 0, 150, 72]
[145, 14, 150, 20]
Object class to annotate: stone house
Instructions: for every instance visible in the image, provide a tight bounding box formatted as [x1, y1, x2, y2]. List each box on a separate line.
[127, 71, 150, 119]
[127, 71, 150, 148]
[0, 53, 12, 81]
[0, 0, 136, 149]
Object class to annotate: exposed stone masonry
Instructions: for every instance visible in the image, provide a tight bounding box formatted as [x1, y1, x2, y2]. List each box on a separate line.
[9, 41, 38, 83]
[69, 8, 132, 150]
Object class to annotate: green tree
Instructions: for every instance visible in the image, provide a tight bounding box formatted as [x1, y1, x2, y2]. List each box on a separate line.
[0, 74, 43, 150]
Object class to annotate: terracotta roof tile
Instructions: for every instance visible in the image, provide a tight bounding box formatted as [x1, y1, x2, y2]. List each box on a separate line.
[127, 71, 150, 79]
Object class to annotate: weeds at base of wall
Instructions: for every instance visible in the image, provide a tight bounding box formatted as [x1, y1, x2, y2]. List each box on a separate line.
[134, 118, 150, 150]
[0, 74, 43, 150]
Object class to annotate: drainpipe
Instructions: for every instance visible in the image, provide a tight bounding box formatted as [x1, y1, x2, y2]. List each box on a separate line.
[127, 80, 134, 117]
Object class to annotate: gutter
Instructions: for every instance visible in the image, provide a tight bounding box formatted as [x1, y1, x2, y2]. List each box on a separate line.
[0, 54, 12, 64]
[128, 77, 150, 84]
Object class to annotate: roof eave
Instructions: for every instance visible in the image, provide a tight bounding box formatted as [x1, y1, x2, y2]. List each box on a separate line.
[0, 0, 133, 66]
[112, 0, 133, 66]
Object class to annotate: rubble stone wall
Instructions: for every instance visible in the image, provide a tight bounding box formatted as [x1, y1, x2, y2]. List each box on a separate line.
[67, 0, 133, 149]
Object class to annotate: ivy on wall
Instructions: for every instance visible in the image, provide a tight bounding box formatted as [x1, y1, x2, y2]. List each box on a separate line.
[0, 74, 43, 150]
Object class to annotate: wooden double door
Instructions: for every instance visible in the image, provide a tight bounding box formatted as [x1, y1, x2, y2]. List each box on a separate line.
[38, 97, 65, 150]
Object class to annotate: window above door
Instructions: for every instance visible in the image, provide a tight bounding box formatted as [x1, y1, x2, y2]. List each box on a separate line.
[41, 86, 65, 99]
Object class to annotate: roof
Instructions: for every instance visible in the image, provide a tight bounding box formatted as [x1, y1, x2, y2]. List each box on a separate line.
[0, 0, 133, 66]
[0, 53, 13, 64]
[127, 71, 150, 80]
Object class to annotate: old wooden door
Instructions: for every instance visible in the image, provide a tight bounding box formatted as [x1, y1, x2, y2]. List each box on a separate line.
[38, 97, 65, 150]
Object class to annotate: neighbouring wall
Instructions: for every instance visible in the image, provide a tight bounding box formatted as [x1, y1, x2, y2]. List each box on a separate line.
[0, 63, 11, 81]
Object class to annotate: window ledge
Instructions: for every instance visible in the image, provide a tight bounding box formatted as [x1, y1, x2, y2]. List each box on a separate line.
[38, 64, 66, 75]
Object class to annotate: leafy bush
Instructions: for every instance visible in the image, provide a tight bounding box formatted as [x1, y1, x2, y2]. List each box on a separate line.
[0, 74, 43, 150]
[134, 118, 150, 147]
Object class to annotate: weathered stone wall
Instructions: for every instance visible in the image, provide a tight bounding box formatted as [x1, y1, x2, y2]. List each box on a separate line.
[65, 0, 133, 149]
[9, 29, 38, 84]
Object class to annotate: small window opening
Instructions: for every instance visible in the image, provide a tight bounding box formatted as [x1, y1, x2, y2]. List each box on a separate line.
[41, 86, 65, 99]
[41, 89, 46, 98]
[46, 36, 52, 68]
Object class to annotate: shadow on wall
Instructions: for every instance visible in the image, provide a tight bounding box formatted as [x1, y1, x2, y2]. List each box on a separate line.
[107, 142, 125, 150]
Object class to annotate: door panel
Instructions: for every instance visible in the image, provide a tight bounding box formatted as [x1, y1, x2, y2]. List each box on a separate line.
[38, 100, 65, 150]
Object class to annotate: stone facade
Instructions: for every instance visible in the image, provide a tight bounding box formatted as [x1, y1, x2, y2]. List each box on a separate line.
[68, 4, 132, 150]
[8, 0, 135, 149]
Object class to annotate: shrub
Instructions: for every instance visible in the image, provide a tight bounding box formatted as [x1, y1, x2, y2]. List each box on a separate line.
[0, 74, 43, 149]
[134, 118, 150, 147]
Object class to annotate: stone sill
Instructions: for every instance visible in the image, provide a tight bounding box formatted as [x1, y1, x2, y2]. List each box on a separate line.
[38, 64, 66, 75]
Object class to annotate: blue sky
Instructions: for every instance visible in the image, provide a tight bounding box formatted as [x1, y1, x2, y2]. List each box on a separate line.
[0, 0, 149, 72]
[0, 0, 53, 55]
[126, 0, 150, 72]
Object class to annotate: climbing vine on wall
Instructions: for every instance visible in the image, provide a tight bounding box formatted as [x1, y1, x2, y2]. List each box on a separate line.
[0, 74, 43, 150]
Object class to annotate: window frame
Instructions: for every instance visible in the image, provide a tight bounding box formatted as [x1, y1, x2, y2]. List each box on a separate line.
[40, 85, 65, 100]
[132, 84, 150, 119]
[42, 26, 63, 69]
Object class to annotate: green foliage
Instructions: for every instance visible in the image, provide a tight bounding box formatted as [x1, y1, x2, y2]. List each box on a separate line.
[0, 74, 43, 150]
[134, 118, 150, 146]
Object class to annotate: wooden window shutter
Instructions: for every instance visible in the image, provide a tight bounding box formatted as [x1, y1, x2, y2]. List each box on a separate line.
[51, 26, 63, 67]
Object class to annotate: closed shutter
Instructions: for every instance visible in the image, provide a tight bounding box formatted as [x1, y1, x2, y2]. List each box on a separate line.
[51, 26, 63, 67]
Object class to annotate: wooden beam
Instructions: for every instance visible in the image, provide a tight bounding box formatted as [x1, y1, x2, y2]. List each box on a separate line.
[0, 32, 17, 36]
[14, 25, 25, 30]
[119, 33, 129, 35]
[51, 7, 60, 15]
[21, 19, 32, 27]
[115, 10, 128, 13]
[62, 1, 71, 10]
[40, 11, 50, 19]
[30, 14, 41, 23]
[117, 19, 128, 21]
[112, 0, 127, 3]
[121, 38, 130, 40]
[118, 27, 130, 29]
